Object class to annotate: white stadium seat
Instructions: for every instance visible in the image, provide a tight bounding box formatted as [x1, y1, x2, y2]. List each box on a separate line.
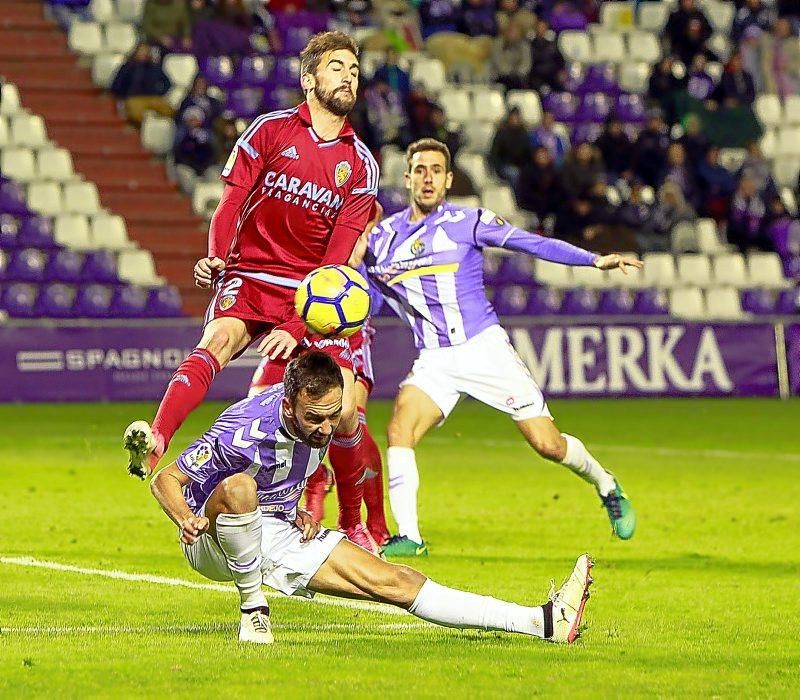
[0, 117, 8, 148]
[638, 2, 669, 32]
[534, 259, 573, 288]
[118, 249, 162, 286]
[1, 146, 36, 183]
[92, 53, 125, 89]
[773, 156, 800, 188]
[409, 58, 446, 94]
[141, 114, 175, 155]
[616, 264, 645, 289]
[705, 0, 735, 34]
[760, 128, 777, 159]
[505, 90, 542, 126]
[592, 32, 626, 63]
[558, 31, 592, 63]
[456, 152, 490, 186]
[669, 287, 706, 319]
[705, 287, 744, 319]
[89, 0, 115, 23]
[718, 148, 747, 172]
[707, 33, 731, 62]
[696, 218, 727, 254]
[36, 147, 76, 182]
[642, 252, 677, 287]
[748, 252, 791, 288]
[164, 54, 199, 89]
[712, 253, 748, 287]
[0, 83, 21, 116]
[63, 181, 101, 216]
[784, 95, 800, 125]
[474, 91, 507, 123]
[463, 121, 495, 154]
[68, 21, 103, 56]
[781, 186, 798, 216]
[777, 126, 800, 157]
[618, 61, 650, 93]
[572, 266, 609, 289]
[104, 22, 137, 54]
[677, 253, 713, 286]
[380, 146, 407, 187]
[481, 184, 524, 225]
[600, 1, 634, 31]
[438, 88, 472, 124]
[671, 221, 698, 254]
[627, 31, 661, 63]
[27, 182, 64, 216]
[755, 95, 782, 129]
[10, 113, 48, 148]
[54, 214, 93, 251]
[116, 0, 146, 22]
[192, 181, 224, 218]
[91, 213, 132, 251]
[705, 61, 724, 83]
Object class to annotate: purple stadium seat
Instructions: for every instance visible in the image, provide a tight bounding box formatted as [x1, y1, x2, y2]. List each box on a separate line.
[74, 284, 113, 318]
[572, 122, 603, 143]
[526, 287, 562, 314]
[576, 93, 612, 122]
[483, 255, 503, 286]
[262, 85, 298, 112]
[82, 250, 118, 284]
[377, 188, 406, 216]
[281, 26, 315, 56]
[541, 92, 578, 122]
[274, 10, 328, 35]
[226, 88, 265, 120]
[111, 285, 149, 317]
[583, 65, 620, 96]
[634, 288, 669, 315]
[146, 285, 184, 317]
[201, 56, 237, 88]
[0, 178, 29, 216]
[1, 282, 38, 317]
[18, 215, 56, 248]
[549, 9, 588, 31]
[598, 288, 636, 315]
[0, 249, 9, 280]
[36, 283, 76, 318]
[622, 123, 642, 141]
[562, 64, 585, 94]
[741, 288, 776, 314]
[562, 288, 599, 314]
[0, 214, 21, 249]
[769, 220, 800, 258]
[616, 94, 646, 123]
[239, 56, 275, 87]
[7, 248, 48, 282]
[498, 255, 536, 285]
[777, 287, 800, 314]
[45, 248, 84, 282]
[494, 285, 530, 315]
[273, 57, 301, 87]
[782, 256, 800, 279]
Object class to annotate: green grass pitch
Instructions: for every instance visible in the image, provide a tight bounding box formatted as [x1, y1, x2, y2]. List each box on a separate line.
[1, 398, 799, 697]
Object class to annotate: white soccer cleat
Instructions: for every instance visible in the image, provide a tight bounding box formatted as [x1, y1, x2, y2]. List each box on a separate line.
[549, 553, 594, 644]
[123, 420, 158, 480]
[238, 607, 274, 644]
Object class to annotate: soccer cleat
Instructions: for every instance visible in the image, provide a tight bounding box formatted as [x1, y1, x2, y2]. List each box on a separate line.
[344, 523, 383, 556]
[381, 534, 428, 558]
[600, 479, 637, 540]
[367, 521, 392, 548]
[238, 607, 274, 644]
[123, 420, 164, 480]
[549, 554, 594, 644]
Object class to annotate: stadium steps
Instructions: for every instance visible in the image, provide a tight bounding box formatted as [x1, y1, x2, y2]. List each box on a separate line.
[0, 2, 209, 316]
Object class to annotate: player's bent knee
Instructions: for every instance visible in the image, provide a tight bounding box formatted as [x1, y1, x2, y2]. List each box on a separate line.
[386, 416, 414, 448]
[377, 564, 426, 608]
[218, 473, 258, 511]
[532, 437, 566, 462]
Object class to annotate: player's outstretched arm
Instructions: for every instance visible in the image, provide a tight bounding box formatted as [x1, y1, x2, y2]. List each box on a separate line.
[150, 463, 209, 545]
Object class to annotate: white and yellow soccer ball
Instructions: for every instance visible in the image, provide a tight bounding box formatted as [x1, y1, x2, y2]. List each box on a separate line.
[294, 265, 371, 337]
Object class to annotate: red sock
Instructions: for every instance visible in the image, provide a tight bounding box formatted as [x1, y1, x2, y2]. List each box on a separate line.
[359, 411, 389, 541]
[329, 425, 366, 530]
[152, 348, 221, 449]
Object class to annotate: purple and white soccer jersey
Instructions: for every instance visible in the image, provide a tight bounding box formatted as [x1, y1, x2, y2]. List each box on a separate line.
[176, 384, 345, 597]
[364, 202, 598, 421]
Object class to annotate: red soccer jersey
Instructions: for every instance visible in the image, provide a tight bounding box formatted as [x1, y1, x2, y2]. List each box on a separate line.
[220, 102, 379, 282]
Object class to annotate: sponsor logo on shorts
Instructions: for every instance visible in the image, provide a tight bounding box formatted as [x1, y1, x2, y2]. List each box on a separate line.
[506, 396, 515, 406]
[410, 238, 426, 255]
[316, 529, 330, 541]
[334, 160, 352, 187]
[187, 442, 212, 467]
[219, 295, 236, 311]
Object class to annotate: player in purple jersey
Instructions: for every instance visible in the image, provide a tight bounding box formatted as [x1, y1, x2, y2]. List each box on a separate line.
[150, 351, 594, 644]
[352, 138, 641, 557]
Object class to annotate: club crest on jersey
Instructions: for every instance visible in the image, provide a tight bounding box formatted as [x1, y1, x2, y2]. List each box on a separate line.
[411, 238, 426, 255]
[334, 160, 352, 187]
[219, 295, 237, 311]
[188, 443, 212, 467]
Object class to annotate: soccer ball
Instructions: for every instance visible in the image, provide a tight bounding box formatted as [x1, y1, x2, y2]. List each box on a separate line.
[294, 265, 371, 337]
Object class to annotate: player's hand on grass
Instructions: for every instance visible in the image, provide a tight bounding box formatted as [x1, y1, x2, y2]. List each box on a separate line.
[294, 510, 320, 542]
[593, 253, 643, 274]
[194, 257, 226, 288]
[257, 329, 298, 360]
[179, 515, 209, 545]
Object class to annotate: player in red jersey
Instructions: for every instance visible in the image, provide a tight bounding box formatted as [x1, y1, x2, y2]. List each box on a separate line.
[124, 31, 381, 548]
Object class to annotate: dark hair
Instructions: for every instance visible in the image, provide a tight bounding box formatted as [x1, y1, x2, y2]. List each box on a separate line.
[405, 137, 451, 172]
[284, 351, 344, 404]
[300, 31, 359, 77]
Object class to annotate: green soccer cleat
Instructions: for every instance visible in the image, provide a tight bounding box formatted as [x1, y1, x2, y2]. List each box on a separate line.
[600, 480, 636, 540]
[381, 535, 429, 557]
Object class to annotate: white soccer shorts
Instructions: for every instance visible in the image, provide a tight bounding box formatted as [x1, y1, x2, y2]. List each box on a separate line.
[180, 510, 345, 598]
[400, 324, 552, 422]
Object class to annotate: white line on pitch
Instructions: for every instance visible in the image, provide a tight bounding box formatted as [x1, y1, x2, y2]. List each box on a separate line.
[0, 556, 409, 617]
[1, 623, 427, 635]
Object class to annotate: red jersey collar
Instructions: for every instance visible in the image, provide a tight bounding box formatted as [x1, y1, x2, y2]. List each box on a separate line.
[297, 101, 355, 139]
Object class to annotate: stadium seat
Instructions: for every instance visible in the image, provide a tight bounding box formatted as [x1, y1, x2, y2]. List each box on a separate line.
[592, 32, 626, 63]
[755, 95, 783, 129]
[741, 288, 776, 315]
[46, 248, 84, 283]
[474, 92, 507, 123]
[677, 254, 713, 286]
[164, 54, 198, 89]
[68, 21, 103, 56]
[456, 153, 490, 186]
[82, 250, 119, 283]
[201, 56, 237, 88]
[63, 182, 101, 216]
[494, 285, 531, 316]
[748, 252, 791, 288]
[0, 117, 8, 148]
[104, 22, 137, 54]
[496, 255, 535, 284]
[1, 282, 38, 318]
[571, 266, 609, 289]
[110, 285, 149, 317]
[192, 181, 224, 219]
[116, 0, 146, 22]
[409, 58, 446, 94]
[705, 0, 735, 33]
[27, 182, 64, 217]
[671, 221, 699, 253]
[562, 288, 600, 314]
[598, 288, 636, 314]
[141, 114, 175, 155]
[707, 33, 731, 62]
[8, 247, 48, 282]
[784, 95, 800, 125]
[558, 31, 592, 62]
[462, 122, 495, 154]
[90, 213, 131, 251]
[637, 2, 669, 32]
[54, 214, 93, 251]
[0, 214, 20, 249]
[642, 252, 677, 286]
[147, 286, 183, 317]
[627, 31, 661, 63]
[505, 90, 542, 126]
[380, 147, 407, 187]
[777, 286, 800, 313]
[240, 56, 275, 87]
[10, 113, 48, 148]
[772, 157, 800, 188]
[781, 187, 798, 216]
[599, 1, 634, 31]
[712, 252, 748, 287]
[89, 0, 115, 23]
[0, 178, 28, 215]
[36, 283, 76, 318]
[1, 147, 36, 183]
[777, 126, 800, 156]
[37, 148, 76, 182]
[615, 263, 645, 288]
[718, 148, 747, 172]
[74, 283, 113, 317]
[634, 288, 670, 315]
[438, 88, 472, 124]
[0, 83, 21, 117]
[696, 218, 727, 254]
[91, 53, 125, 89]
[527, 287, 563, 314]
[117, 249, 162, 286]
[669, 286, 706, 319]
[706, 287, 745, 319]
[480, 184, 518, 221]
[760, 128, 777, 159]
[617, 61, 650, 93]
[534, 259, 573, 288]
[18, 216, 55, 248]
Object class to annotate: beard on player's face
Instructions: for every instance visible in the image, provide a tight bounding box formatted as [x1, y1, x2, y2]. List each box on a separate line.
[313, 81, 356, 117]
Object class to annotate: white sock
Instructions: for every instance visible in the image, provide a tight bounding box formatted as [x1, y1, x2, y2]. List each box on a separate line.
[409, 579, 548, 638]
[560, 434, 616, 496]
[215, 510, 267, 610]
[387, 446, 422, 543]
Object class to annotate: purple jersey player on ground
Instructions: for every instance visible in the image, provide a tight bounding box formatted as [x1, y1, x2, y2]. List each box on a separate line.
[350, 138, 641, 557]
[150, 351, 594, 644]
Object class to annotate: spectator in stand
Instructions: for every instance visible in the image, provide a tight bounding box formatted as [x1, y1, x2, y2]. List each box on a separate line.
[631, 180, 695, 253]
[647, 56, 687, 123]
[407, 84, 436, 139]
[495, 0, 537, 36]
[529, 17, 566, 91]
[662, 142, 698, 207]
[678, 113, 709, 169]
[696, 145, 737, 219]
[547, 1, 589, 32]
[686, 53, 716, 101]
[176, 75, 224, 128]
[173, 106, 217, 176]
[595, 116, 634, 183]
[214, 116, 239, 166]
[632, 109, 670, 188]
[760, 18, 800, 97]
[373, 48, 411, 99]
[192, 0, 264, 61]
[364, 78, 410, 150]
[459, 0, 498, 36]
[560, 142, 605, 199]
[728, 174, 770, 251]
[488, 107, 530, 188]
[739, 141, 778, 200]
[530, 110, 570, 166]
[418, 105, 461, 157]
[491, 22, 532, 91]
[142, 0, 192, 52]
[330, 0, 374, 31]
[418, 0, 461, 39]
[665, 0, 713, 65]
[188, 0, 214, 26]
[516, 146, 563, 228]
[712, 53, 756, 107]
[110, 42, 173, 126]
[732, 0, 775, 43]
